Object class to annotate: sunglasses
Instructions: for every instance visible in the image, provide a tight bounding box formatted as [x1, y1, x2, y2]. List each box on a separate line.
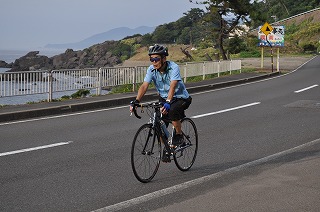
[150, 57, 161, 62]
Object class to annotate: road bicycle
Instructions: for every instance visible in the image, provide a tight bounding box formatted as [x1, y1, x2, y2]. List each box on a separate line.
[130, 101, 198, 183]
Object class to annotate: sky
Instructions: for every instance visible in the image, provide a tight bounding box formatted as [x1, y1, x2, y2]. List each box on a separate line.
[0, 0, 206, 51]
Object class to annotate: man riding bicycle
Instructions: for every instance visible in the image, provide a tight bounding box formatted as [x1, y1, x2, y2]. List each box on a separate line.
[130, 44, 192, 162]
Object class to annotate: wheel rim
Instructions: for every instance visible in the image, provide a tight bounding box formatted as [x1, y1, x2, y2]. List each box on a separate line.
[131, 125, 161, 182]
[174, 118, 198, 171]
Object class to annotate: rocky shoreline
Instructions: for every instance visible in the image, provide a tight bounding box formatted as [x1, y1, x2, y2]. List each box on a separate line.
[0, 60, 11, 68]
[0, 40, 121, 72]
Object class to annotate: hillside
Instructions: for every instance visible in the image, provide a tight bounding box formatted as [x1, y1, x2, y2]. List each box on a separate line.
[123, 45, 189, 66]
[125, 8, 320, 66]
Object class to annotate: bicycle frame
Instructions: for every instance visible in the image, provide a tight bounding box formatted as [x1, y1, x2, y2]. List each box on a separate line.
[146, 104, 173, 155]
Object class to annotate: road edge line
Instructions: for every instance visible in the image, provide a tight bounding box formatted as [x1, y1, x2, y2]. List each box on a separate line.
[93, 138, 320, 212]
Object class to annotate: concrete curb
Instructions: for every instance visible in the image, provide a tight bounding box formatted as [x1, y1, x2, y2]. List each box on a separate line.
[0, 72, 280, 123]
[186, 72, 279, 93]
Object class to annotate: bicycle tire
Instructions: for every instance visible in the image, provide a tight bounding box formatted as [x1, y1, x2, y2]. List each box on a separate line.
[173, 118, 198, 171]
[131, 124, 161, 183]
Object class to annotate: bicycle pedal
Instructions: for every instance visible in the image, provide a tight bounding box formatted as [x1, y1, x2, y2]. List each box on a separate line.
[162, 154, 171, 163]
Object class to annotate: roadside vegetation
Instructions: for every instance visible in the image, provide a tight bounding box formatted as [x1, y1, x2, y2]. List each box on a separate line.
[121, 0, 319, 63]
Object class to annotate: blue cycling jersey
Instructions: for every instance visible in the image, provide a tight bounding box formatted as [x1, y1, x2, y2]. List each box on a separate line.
[144, 61, 190, 99]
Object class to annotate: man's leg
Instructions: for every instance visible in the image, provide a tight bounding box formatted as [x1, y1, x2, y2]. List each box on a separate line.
[172, 120, 182, 134]
[169, 99, 186, 146]
[172, 120, 184, 146]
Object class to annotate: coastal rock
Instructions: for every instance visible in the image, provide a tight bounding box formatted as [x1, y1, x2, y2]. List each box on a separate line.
[8, 51, 53, 72]
[0, 60, 12, 68]
[51, 49, 81, 69]
[5, 40, 123, 72]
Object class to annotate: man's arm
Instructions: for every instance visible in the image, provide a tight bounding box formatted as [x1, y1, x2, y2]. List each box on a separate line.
[136, 81, 149, 102]
[167, 80, 178, 101]
[130, 81, 149, 112]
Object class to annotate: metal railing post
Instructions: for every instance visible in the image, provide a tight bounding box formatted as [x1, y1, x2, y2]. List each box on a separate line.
[184, 64, 187, 83]
[202, 62, 206, 80]
[48, 70, 53, 102]
[97, 68, 102, 96]
[132, 67, 136, 92]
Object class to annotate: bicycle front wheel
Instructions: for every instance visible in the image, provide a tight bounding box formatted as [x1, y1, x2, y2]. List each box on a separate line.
[173, 118, 198, 171]
[131, 124, 161, 183]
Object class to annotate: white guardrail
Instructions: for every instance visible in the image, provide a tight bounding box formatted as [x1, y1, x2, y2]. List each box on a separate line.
[0, 60, 241, 102]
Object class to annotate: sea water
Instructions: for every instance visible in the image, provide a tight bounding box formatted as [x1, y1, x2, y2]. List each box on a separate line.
[0, 49, 75, 105]
[0, 68, 10, 73]
[0, 87, 102, 105]
[0, 67, 107, 105]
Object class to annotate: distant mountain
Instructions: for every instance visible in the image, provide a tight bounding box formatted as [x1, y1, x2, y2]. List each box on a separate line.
[45, 26, 155, 50]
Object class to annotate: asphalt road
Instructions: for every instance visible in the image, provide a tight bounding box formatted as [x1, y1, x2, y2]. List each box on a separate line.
[0, 56, 319, 211]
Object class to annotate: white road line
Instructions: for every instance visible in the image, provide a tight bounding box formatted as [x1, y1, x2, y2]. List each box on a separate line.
[294, 84, 318, 93]
[191, 102, 261, 119]
[93, 138, 320, 212]
[0, 141, 73, 157]
[0, 105, 128, 126]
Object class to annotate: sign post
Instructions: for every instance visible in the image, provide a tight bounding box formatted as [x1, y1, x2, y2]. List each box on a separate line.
[260, 22, 274, 72]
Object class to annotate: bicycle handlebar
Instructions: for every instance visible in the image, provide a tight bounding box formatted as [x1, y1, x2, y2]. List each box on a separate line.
[131, 102, 163, 119]
[131, 103, 142, 119]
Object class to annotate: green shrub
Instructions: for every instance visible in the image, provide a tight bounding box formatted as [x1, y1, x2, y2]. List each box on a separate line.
[301, 43, 317, 52]
[60, 95, 71, 100]
[110, 84, 133, 94]
[240, 50, 261, 58]
[71, 89, 90, 98]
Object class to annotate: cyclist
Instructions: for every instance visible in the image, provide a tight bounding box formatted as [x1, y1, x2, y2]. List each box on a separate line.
[130, 44, 192, 162]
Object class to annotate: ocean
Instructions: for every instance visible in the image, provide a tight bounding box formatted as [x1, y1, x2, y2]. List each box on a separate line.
[0, 68, 10, 73]
[0, 80, 97, 105]
[0, 49, 66, 105]
[0, 63, 91, 105]
[0, 92, 71, 105]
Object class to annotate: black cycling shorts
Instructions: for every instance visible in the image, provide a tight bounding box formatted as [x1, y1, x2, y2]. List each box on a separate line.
[160, 96, 192, 121]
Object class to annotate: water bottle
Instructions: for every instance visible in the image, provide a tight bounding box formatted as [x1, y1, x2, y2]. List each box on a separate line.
[160, 120, 169, 139]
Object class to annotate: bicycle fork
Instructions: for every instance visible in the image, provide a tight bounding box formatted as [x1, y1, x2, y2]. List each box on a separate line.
[141, 127, 156, 156]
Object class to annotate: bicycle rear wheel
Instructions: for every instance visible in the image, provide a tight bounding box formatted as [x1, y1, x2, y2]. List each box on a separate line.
[131, 124, 161, 183]
[173, 118, 198, 171]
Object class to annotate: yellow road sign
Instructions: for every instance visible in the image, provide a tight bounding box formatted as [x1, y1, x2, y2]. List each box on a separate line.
[260, 22, 273, 36]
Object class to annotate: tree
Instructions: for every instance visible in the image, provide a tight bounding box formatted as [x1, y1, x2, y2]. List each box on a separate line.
[247, 0, 320, 29]
[178, 8, 206, 46]
[140, 33, 153, 46]
[259, 0, 320, 23]
[152, 23, 179, 44]
[149, 8, 205, 46]
[226, 35, 247, 54]
[189, 0, 259, 60]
